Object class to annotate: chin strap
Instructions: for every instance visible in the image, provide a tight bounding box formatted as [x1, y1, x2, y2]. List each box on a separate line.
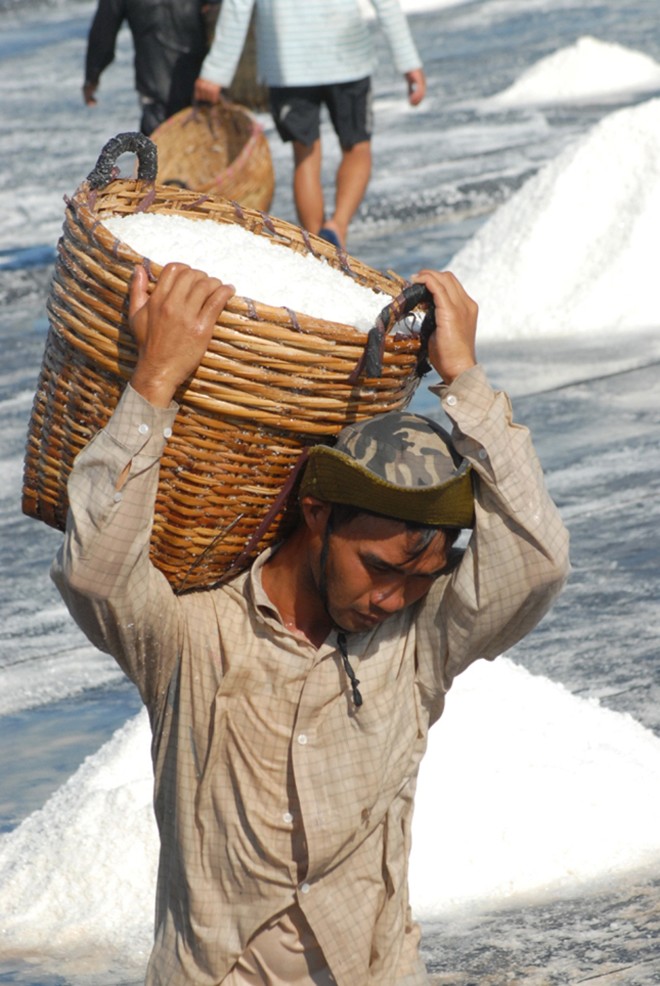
[336, 631, 363, 709]
[318, 515, 363, 709]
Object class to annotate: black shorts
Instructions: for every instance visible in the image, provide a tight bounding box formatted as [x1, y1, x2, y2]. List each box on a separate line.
[269, 77, 372, 149]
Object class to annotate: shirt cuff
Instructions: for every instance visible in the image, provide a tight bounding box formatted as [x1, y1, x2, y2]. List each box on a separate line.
[429, 364, 495, 422]
[103, 383, 178, 457]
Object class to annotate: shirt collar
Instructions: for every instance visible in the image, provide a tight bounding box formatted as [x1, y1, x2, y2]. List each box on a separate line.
[247, 544, 289, 630]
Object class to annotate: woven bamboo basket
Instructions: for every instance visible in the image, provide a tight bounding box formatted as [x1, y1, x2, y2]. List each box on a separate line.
[151, 101, 274, 211]
[22, 133, 434, 592]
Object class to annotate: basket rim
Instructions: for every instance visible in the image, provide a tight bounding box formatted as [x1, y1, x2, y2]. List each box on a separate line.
[151, 102, 268, 193]
[152, 99, 265, 142]
[71, 179, 411, 342]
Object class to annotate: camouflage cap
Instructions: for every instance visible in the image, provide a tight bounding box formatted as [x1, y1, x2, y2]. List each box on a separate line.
[299, 411, 475, 528]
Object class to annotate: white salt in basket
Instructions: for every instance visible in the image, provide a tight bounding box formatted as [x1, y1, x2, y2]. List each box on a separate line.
[23, 133, 434, 591]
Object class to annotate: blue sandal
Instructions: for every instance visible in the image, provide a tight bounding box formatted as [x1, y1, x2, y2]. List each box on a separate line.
[318, 227, 342, 248]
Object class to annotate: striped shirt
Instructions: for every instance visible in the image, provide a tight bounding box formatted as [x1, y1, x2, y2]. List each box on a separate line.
[52, 365, 569, 985]
[201, 0, 423, 88]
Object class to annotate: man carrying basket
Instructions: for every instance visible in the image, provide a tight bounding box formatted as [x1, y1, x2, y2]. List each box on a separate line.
[52, 263, 569, 984]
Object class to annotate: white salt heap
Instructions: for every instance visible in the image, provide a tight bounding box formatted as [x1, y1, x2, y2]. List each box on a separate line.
[489, 36, 660, 107]
[103, 213, 389, 332]
[451, 97, 660, 338]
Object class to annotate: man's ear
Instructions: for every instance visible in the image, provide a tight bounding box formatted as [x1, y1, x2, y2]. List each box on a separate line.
[299, 495, 332, 535]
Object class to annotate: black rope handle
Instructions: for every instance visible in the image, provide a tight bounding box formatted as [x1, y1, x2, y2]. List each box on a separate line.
[348, 282, 436, 383]
[86, 132, 158, 190]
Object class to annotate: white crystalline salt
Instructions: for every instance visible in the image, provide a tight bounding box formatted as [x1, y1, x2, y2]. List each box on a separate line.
[103, 213, 390, 332]
[489, 36, 660, 107]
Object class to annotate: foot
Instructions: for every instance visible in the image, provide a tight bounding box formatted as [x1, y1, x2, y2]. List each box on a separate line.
[318, 226, 342, 249]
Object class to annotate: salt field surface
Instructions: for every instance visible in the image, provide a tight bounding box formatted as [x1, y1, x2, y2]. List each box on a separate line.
[1, 0, 659, 982]
[102, 214, 389, 330]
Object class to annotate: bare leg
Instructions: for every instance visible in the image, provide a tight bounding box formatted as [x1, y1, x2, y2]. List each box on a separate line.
[292, 139, 324, 235]
[323, 140, 372, 248]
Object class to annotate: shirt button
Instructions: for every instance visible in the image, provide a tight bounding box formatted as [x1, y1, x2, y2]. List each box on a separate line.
[113, 491, 122, 503]
[300, 882, 311, 894]
[297, 734, 308, 746]
[446, 394, 457, 406]
[138, 422, 149, 435]
[283, 811, 293, 824]
[163, 427, 173, 439]
[478, 449, 488, 460]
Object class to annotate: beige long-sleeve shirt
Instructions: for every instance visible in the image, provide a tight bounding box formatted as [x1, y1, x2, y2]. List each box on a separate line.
[52, 365, 569, 986]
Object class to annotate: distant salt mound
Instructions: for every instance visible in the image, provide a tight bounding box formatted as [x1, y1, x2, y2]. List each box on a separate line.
[103, 214, 389, 332]
[490, 36, 660, 107]
[451, 97, 660, 339]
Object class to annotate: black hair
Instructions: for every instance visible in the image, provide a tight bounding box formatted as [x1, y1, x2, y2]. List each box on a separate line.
[329, 503, 461, 552]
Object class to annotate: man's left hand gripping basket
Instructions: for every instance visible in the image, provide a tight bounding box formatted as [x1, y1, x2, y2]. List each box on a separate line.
[22, 133, 433, 592]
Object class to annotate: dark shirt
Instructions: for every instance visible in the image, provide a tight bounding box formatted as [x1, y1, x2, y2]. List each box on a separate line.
[85, 0, 213, 131]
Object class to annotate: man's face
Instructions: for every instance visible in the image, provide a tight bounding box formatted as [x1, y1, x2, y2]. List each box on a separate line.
[318, 512, 449, 633]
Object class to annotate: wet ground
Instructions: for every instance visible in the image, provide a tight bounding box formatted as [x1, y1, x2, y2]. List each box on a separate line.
[426, 867, 660, 985]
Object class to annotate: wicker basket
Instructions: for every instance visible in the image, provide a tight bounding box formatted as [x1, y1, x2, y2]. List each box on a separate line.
[151, 101, 274, 211]
[22, 133, 433, 592]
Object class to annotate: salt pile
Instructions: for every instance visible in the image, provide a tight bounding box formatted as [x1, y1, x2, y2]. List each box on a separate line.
[451, 96, 660, 338]
[489, 35, 660, 107]
[103, 214, 389, 332]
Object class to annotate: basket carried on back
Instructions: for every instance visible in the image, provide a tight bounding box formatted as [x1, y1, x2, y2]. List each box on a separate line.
[151, 101, 274, 211]
[22, 133, 433, 592]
